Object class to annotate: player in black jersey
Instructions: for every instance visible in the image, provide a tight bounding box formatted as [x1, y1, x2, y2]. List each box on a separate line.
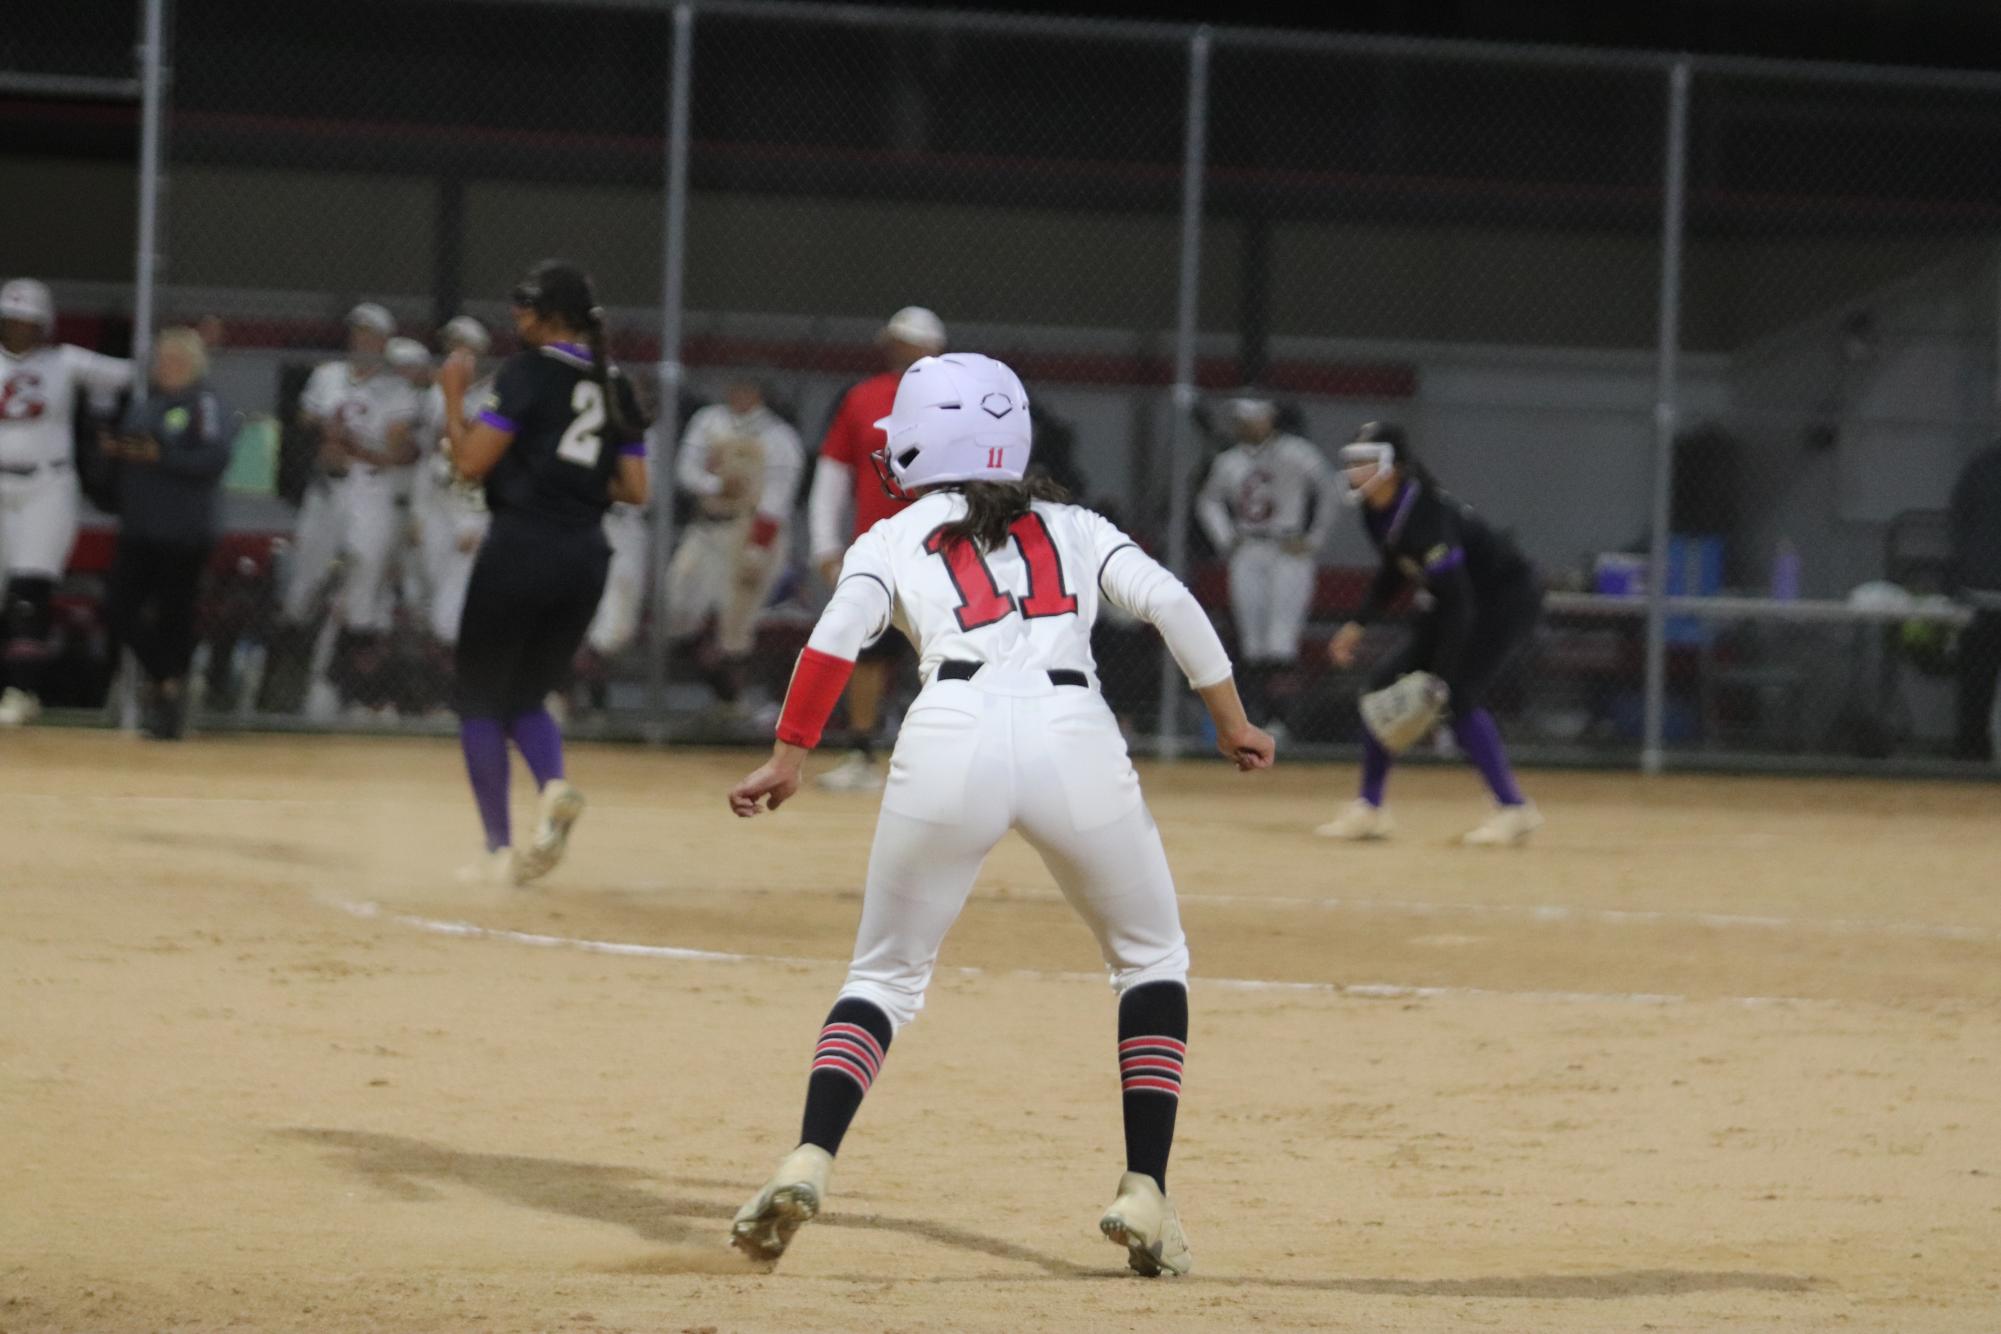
[1317, 421, 1544, 846]
[436, 260, 650, 885]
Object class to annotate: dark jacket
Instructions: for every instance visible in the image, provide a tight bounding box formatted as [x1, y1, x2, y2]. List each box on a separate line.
[1353, 477, 1536, 683]
[116, 382, 233, 545]
[1949, 444, 2001, 594]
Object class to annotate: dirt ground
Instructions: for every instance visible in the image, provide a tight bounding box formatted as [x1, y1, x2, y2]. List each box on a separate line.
[4, 729, 2000, 1333]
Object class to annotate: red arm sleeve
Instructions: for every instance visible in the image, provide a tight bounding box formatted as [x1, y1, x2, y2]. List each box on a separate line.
[774, 647, 857, 750]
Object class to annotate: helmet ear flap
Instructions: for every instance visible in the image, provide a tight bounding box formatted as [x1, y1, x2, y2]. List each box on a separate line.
[869, 446, 914, 501]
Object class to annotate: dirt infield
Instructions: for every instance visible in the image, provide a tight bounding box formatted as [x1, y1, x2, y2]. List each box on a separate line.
[5, 730, 1999, 1332]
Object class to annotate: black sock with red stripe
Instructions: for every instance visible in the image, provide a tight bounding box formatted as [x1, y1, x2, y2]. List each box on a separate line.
[1117, 980, 1188, 1191]
[798, 997, 894, 1157]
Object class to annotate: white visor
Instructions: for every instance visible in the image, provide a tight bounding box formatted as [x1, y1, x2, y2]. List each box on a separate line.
[1338, 441, 1396, 505]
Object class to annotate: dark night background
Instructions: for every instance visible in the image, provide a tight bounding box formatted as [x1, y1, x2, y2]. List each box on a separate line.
[844, 0, 2001, 72]
[5, 0, 1999, 746]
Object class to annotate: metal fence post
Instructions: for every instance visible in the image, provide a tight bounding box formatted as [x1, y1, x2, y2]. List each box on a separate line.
[1153, 23, 1210, 761]
[646, 0, 694, 741]
[132, 0, 167, 373]
[1641, 56, 1691, 776]
[115, 0, 169, 734]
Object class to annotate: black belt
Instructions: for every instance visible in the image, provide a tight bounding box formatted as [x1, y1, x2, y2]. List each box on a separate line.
[0, 459, 67, 477]
[938, 660, 1087, 688]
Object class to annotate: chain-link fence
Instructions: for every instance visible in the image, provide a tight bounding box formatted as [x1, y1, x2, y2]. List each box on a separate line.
[1, 0, 147, 724]
[670, 9, 1194, 754]
[1668, 66, 2001, 766]
[8, 0, 2001, 774]
[1197, 35, 1673, 764]
[153, 1, 673, 733]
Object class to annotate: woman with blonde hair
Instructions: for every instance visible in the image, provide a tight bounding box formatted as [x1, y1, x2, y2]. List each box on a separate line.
[105, 327, 233, 738]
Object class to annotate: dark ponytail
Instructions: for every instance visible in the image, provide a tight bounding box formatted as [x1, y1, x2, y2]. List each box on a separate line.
[581, 304, 634, 443]
[934, 474, 1072, 553]
[516, 258, 632, 440]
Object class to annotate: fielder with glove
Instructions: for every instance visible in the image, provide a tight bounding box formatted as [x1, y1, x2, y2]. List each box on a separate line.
[1320, 421, 1545, 846]
[662, 371, 802, 708]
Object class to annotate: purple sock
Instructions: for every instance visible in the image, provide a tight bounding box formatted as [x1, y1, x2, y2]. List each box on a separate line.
[1452, 708, 1525, 807]
[1360, 729, 1391, 807]
[508, 707, 565, 789]
[460, 718, 511, 851]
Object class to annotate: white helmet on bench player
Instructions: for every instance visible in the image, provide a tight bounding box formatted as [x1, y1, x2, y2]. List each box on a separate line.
[872, 352, 1031, 496]
[0, 278, 55, 332]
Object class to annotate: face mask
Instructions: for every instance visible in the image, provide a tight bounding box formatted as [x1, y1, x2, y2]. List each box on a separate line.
[1338, 442, 1395, 506]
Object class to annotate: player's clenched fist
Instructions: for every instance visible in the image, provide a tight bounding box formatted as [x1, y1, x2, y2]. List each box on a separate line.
[1193, 678, 1275, 771]
[1218, 721, 1276, 771]
[1328, 621, 1365, 668]
[438, 347, 478, 398]
[729, 744, 807, 817]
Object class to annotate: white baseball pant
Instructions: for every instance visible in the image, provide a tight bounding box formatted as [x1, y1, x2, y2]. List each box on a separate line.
[1227, 538, 1314, 664]
[664, 517, 785, 657]
[0, 462, 80, 578]
[279, 475, 404, 633]
[415, 492, 485, 645]
[334, 476, 403, 634]
[837, 669, 1190, 1032]
[587, 506, 650, 657]
[279, 481, 347, 624]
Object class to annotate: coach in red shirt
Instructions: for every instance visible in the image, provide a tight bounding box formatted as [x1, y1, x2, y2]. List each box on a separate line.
[805, 305, 947, 790]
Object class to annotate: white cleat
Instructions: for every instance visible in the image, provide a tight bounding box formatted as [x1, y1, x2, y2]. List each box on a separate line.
[1314, 799, 1395, 841]
[730, 1144, 833, 1266]
[815, 750, 883, 792]
[1099, 1170, 1192, 1277]
[0, 687, 42, 727]
[1461, 802, 1544, 847]
[455, 847, 521, 886]
[515, 780, 585, 884]
[304, 680, 341, 722]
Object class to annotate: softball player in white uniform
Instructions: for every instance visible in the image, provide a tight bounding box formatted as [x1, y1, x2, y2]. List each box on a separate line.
[726, 353, 1274, 1278]
[1195, 395, 1342, 727]
[279, 307, 393, 627]
[413, 318, 493, 646]
[662, 376, 803, 697]
[573, 431, 657, 713]
[327, 337, 423, 638]
[0, 278, 134, 725]
[275, 311, 421, 709]
[585, 501, 649, 659]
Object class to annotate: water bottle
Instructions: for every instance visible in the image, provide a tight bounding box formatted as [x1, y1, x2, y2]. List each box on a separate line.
[1771, 539, 1801, 601]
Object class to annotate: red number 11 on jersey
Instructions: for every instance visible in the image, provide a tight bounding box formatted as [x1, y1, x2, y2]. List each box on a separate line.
[925, 512, 1079, 631]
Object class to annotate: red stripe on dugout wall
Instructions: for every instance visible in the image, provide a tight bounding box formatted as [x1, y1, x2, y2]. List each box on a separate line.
[92, 314, 1415, 399]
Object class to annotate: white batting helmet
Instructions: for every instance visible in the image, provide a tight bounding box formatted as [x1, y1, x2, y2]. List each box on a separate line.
[0, 278, 55, 331]
[440, 315, 491, 356]
[346, 302, 394, 336]
[878, 305, 947, 353]
[385, 336, 430, 370]
[872, 353, 1031, 495]
[1228, 394, 1275, 424]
